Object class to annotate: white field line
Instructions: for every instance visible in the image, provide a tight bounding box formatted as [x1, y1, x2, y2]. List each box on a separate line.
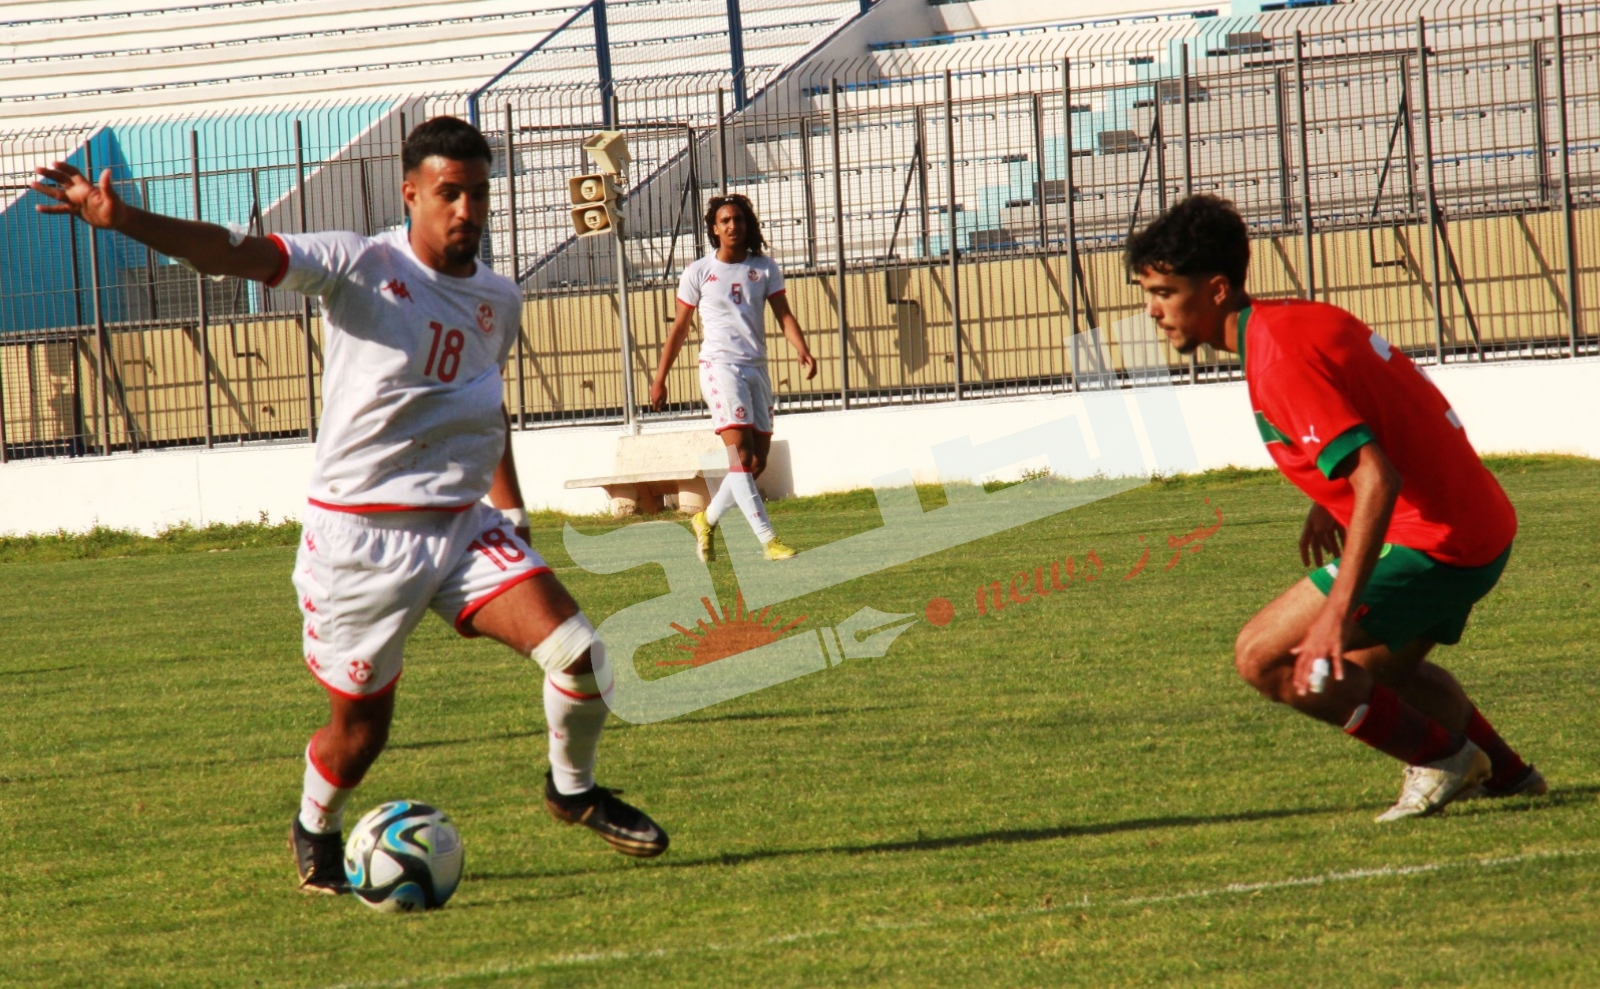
[318, 847, 1596, 989]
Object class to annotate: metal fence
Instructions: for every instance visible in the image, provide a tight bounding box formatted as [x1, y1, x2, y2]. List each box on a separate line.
[1, 0, 1596, 462]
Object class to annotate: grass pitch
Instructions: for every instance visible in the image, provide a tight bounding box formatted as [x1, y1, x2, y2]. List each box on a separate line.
[3, 458, 1597, 988]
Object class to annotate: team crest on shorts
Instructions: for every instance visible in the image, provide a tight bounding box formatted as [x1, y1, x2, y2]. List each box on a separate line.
[476, 303, 495, 334]
[348, 659, 373, 685]
[734, 405, 747, 420]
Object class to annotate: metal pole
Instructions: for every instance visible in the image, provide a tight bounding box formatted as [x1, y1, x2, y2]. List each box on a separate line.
[1032, 92, 1048, 251]
[191, 131, 214, 449]
[1400, 53, 1418, 217]
[726, 0, 748, 111]
[504, 105, 526, 429]
[295, 121, 317, 440]
[1274, 69, 1292, 229]
[1555, 5, 1582, 354]
[1181, 44, 1196, 384]
[616, 234, 636, 431]
[594, 0, 615, 128]
[1417, 18, 1445, 364]
[831, 79, 849, 409]
[67, 218, 86, 449]
[1063, 57, 1079, 393]
[717, 88, 729, 195]
[915, 104, 930, 257]
[1531, 41, 1550, 203]
[800, 114, 817, 268]
[945, 69, 962, 400]
[1180, 44, 1193, 197]
[86, 141, 111, 455]
[1295, 30, 1315, 301]
[1153, 79, 1167, 214]
[0, 338, 8, 464]
[358, 157, 373, 236]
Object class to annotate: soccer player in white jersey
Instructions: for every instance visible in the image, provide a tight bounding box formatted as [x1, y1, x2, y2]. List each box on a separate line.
[647, 194, 817, 562]
[33, 117, 669, 895]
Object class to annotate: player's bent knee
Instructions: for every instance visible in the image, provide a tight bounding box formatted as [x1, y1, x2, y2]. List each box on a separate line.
[1233, 629, 1284, 698]
[533, 612, 597, 676]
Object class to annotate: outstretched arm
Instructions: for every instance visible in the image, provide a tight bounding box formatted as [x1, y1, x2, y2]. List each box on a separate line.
[648, 299, 697, 411]
[1290, 441, 1401, 695]
[769, 293, 817, 381]
[32, 161, 283, 283]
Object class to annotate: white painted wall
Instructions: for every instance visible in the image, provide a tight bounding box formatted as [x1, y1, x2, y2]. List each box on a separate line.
[1, 358, 1595, 536]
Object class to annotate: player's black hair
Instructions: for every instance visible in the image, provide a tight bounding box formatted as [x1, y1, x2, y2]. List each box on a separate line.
[402, 116, 492, 173]
[704, 194, 767, 255]
[1125, 193, 1251, 291]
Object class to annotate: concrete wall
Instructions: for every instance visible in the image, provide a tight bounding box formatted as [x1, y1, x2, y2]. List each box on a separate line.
[2, 356, 1595, 536]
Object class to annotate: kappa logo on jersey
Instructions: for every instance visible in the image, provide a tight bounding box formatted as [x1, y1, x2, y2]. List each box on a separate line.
[476, 303, 495, 335]
[381, 279, 413, 302]
[706, 274, 719, 283]
[304, 532, 317, 553]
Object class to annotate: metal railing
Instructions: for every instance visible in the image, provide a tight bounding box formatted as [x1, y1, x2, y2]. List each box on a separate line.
[1, 0, 1595, 463]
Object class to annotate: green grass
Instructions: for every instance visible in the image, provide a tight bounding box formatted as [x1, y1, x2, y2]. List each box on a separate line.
[3, 460, 1598, 988]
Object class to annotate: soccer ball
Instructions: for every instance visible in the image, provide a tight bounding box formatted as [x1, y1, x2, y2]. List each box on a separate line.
[343, 801, 464, 913]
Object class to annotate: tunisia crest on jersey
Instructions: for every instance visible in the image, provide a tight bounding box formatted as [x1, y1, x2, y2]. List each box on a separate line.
[476, 303, 495, 334]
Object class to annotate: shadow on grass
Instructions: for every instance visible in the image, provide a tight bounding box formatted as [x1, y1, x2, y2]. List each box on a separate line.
[469, 785, 1600, 884]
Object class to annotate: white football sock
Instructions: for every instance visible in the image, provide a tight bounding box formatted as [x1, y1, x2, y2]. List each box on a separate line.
[545, 668, 608, 796]
[299, 733, 356, 835]
[710, 470, 775, 543]
[704, 472, 739, 527]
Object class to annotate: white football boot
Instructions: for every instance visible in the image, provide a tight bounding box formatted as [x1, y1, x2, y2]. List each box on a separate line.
[1375, 740, 1492, 823]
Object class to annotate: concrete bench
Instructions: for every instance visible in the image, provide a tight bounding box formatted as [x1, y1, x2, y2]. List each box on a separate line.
[564, 430, 727, 518]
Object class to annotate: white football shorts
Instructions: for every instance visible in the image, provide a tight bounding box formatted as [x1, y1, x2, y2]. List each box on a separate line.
[292, 501, 549, 699]
[698, 360, 773, 435]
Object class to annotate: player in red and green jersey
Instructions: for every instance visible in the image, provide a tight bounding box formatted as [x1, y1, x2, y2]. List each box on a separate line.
[1126, 195, 1544, 822]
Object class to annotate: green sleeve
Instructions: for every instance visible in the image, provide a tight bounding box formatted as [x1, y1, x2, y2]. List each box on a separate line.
[1316, 424, 1374, 479]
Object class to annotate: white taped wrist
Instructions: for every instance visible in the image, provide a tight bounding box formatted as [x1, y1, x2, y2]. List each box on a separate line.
[533, 613, 595, 674]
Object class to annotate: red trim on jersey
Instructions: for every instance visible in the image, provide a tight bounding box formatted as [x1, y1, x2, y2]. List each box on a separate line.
[547, 679, 603, 701]
[454, 566, 553, 637]
[676, 297, 698, 310]
[266, 234, 291, 288]
[714, 423, 753, 434]
[307, 498, 473, 514]
[309, 668, 401, 704]
[768, 288, 787, 297]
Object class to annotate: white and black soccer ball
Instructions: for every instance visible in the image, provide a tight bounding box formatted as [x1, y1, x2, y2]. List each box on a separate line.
[343, 801, 464, 913]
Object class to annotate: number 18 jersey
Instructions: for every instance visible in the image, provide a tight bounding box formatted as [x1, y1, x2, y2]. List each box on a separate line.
[268, 229, 522, 510]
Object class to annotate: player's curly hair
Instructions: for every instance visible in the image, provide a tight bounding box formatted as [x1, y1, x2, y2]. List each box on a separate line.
[704, 194, 767, 255]
[1125, 194, 1251, 290]
[402, 116, 492, 173]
